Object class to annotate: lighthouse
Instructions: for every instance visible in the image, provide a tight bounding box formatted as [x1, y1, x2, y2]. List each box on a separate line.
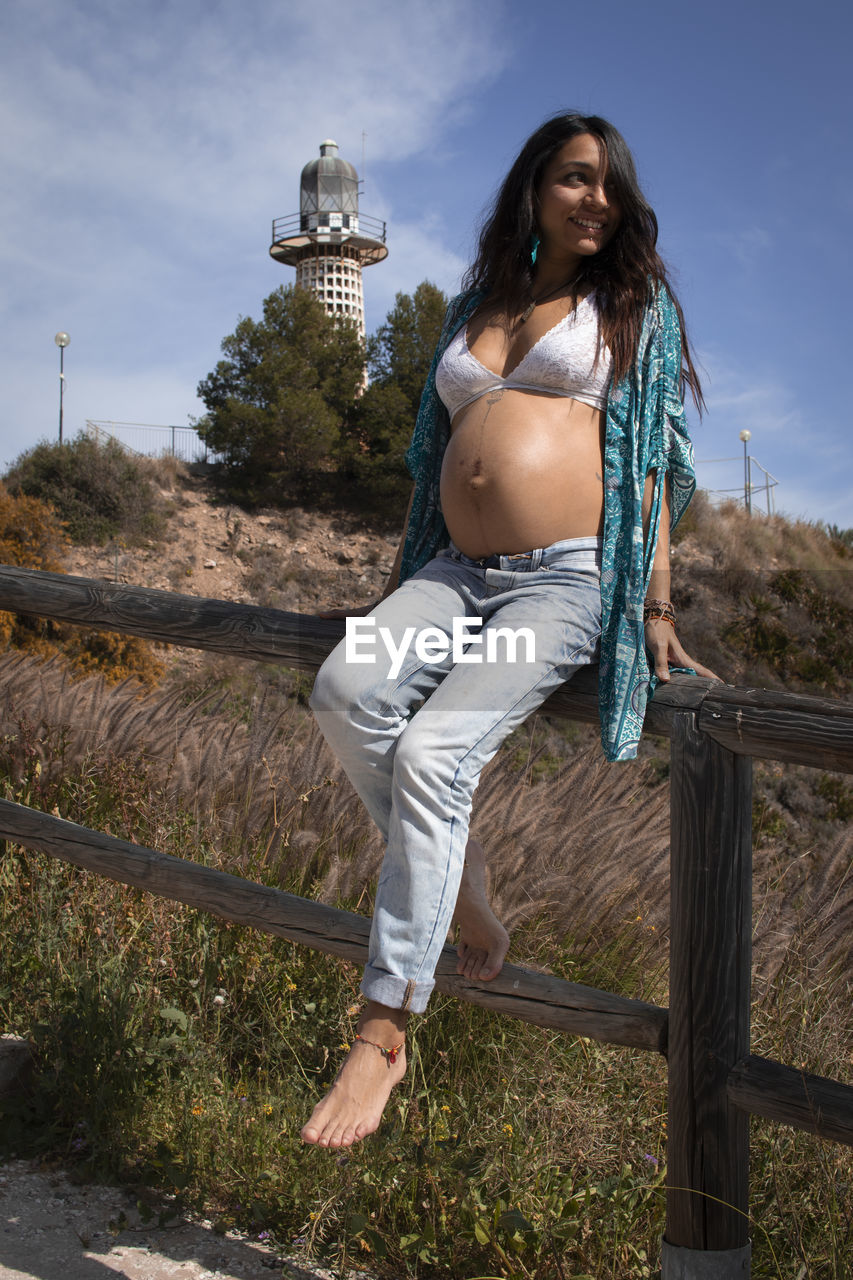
[269, 140, 388, 342]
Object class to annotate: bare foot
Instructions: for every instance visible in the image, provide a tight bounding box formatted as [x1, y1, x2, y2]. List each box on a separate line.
[454, 837, 510, 982]
[301, 1005, 407, 1148]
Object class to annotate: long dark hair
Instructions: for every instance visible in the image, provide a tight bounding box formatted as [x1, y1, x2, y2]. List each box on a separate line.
[463, 112, 703, 407]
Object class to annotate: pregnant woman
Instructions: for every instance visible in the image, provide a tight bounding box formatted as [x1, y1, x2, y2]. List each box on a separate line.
[304, 111, 716, 1148]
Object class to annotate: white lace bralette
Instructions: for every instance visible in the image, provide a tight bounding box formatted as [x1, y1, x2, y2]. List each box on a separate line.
[435, 293, 612, 419]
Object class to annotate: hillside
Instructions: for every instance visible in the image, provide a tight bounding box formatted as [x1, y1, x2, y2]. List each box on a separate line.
[669, 490, 852, 700]
[62, 471, 398, 618]
[1, 467, 850, 1278]
[54, 469, 852, 704]
[51, 468, 853, 854]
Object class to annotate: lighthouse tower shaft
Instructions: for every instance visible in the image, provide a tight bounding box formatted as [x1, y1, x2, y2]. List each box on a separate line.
[269, 140, 387, 342]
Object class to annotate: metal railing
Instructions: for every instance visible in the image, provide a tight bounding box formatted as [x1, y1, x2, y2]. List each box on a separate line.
[697, 455, 779, 515]
[85, 420, 213, 464]
[271, 211, 387, 245]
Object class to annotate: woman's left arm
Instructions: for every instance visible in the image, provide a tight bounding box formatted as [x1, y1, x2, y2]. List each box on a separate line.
[643, 473, 719, 682]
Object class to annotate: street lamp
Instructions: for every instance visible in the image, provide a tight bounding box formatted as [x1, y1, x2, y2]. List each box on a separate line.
[54, 331, 70, 444]
[739, 429, 752, 515]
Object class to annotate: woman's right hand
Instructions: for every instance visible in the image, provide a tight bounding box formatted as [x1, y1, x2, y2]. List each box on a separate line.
[317, 600, 380, 620]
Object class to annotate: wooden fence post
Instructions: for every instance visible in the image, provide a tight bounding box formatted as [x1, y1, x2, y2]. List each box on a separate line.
[663, 711, 753, 1278]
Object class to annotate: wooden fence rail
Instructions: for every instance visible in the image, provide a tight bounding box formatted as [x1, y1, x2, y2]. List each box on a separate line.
[1, 564, 852, 1279]
[0, 564, 851, 772]
[2, 795, 851, 1146]
[0, 797, 667, 1052]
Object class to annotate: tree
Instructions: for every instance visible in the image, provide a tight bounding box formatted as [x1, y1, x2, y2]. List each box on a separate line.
[4, 433, 171, 545]
[366, 281, 448, 409]
[339, 282, 448, 510]
[196, 285, 364, 503]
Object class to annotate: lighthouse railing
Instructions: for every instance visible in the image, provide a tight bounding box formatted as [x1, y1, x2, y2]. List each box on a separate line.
[271, 211, 387, 245]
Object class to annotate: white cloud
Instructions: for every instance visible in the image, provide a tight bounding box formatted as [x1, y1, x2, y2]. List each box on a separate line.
[1, 0, 510, 466]
[361, 212, 469, 326]
[699, 346, 807, 440]
[1, 0, 508, 250]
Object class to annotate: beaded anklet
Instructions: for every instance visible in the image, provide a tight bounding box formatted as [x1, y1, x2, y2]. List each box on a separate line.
[354, 1033, 404, 1065]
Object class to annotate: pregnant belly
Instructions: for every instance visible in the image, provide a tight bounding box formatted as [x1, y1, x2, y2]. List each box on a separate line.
[439, 394, 605, 558]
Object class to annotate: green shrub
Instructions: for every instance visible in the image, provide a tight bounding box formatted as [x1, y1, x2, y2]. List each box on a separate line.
[724, 593, 793, 666]
[0, 481, 69, 571]
[0, 479, 164, 686]
[816, 773, 853, 824]
[0, 481, 69, 652]
[823, 523, 853, 554]
[62, 628, 166, 687]
[4, 432, 172, 546]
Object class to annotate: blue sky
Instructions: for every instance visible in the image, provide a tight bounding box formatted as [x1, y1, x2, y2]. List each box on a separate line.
[2, 0, 851, 526]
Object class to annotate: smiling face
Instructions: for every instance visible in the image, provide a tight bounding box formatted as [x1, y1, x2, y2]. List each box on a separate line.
[534, 133, 622, 269]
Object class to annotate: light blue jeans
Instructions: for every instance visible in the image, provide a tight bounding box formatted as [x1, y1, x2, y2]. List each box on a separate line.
[309, 536, 603, 1013]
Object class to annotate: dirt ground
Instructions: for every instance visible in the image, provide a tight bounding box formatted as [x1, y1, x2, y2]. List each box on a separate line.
[61, 473, 399, 624]
[0, 1160, 372, 1280]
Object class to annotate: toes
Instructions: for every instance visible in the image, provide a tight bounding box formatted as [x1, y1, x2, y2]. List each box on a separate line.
[473, 946, 507, 981]
[301, 1112, 326, 1145]
[457, 937, 509, 983]
[479, 949, 503, 979]
[456, 942, 470, 974]
[301, 1122, 328, 1146]
[462, 949, 488, 980]
[354, 1114, 381, 1142]
[302, 1098, 342, 1147]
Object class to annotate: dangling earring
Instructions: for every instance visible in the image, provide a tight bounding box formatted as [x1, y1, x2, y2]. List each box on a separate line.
[529, 233, 540, 266]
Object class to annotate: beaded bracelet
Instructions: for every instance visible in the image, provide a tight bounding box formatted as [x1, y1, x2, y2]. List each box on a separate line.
[643, 598, 677, 627]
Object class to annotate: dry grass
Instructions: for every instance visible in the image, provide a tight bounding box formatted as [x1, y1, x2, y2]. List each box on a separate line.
[671, 493, 853, 693]
[753, 827, 853, 987]
[1, 649, 851, 1277]
[0, 653, 665, 948]
[1, 651, 850, 996]
[675, 491, 853, 582]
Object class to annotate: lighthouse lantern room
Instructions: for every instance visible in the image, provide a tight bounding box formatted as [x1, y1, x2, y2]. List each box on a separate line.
[269, 139, 388, 342]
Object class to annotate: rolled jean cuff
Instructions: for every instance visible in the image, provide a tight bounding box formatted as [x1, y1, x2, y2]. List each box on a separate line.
[360, 965, 434, 1015]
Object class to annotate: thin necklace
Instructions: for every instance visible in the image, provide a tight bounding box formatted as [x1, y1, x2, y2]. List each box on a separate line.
[520, 274, 580, 324]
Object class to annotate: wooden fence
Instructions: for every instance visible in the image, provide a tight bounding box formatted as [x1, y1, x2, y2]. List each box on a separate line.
[0, 563, 851, 1280]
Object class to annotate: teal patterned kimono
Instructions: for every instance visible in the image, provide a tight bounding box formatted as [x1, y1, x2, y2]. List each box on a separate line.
[399, 284, 696, 762]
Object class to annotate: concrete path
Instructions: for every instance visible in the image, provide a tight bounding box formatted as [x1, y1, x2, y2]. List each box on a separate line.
[0, 1161, 368, 1280]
